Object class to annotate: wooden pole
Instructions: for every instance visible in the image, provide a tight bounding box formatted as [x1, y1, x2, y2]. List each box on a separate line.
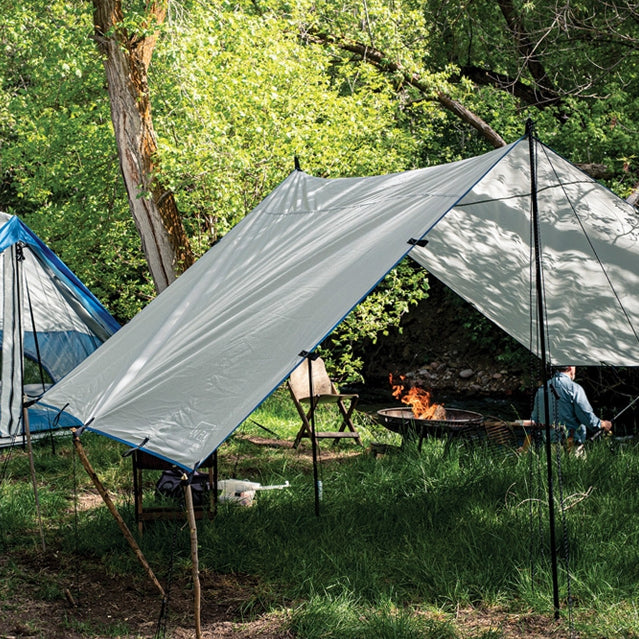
[71, 429, 165, 599]
[23, 405, 46, 551]
[183, 476, 202, 639]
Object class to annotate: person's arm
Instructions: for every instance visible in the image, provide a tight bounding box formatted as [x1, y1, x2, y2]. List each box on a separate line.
[572, 384, 611, 433]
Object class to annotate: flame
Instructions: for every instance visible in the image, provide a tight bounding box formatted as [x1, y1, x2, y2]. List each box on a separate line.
[389, 373, 445, 419]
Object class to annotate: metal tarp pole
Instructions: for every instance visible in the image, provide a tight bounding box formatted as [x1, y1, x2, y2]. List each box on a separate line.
[300, 350, 322, 517]
[527, 118, 561, 618]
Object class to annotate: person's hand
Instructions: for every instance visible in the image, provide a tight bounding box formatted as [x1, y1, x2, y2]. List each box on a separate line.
[601, 420, 612, 433]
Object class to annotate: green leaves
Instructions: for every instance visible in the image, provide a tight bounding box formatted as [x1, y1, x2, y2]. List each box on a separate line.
[1, 0, 637, 378]
[152, 4, 418, 248]
[0, 0, 152, 320]
[325, 260, 430, 382]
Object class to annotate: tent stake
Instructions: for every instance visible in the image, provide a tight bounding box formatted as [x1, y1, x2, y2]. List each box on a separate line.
[527, 119, 561, 619]
[23, 405, 45, 551]
[71, 429, 166, 599]
[183, 476, 202, 639]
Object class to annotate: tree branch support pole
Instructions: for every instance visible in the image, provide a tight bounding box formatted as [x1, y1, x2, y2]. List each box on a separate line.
[23, 405, 45, 551]
[183, 477, 202, 639]
[71, 428, 165, 599]
[527, 119, 561, 619]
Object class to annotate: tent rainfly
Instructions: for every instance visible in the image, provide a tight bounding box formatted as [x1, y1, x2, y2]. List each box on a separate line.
[0, 212, 120, 442]
[39, 133, 639, 470]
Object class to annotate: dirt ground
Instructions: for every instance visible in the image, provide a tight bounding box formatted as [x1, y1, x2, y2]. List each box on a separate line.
[0, 445, 569, 639]
[0, 544, 568, 639]
[0, 440, 573, 638]
[0, 548, 291, 638]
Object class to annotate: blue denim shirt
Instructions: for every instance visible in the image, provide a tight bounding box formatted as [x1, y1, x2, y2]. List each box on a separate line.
[531, 372, 601, 443]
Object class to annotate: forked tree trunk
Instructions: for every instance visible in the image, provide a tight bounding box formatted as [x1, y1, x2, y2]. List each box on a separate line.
[92, 0, 194, 293]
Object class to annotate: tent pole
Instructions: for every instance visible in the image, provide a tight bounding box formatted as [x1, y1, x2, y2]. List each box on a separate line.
[527, 119, 561, 619]
[14, 244, 46, 551]
[71, 428, 166, 599]
[23, 404, 46, 551]
[301, 350, 322, 517]
[183, 476, 202, 639]
[23, 264, 56, 453]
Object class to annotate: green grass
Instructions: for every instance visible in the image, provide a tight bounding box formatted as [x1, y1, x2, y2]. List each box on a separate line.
[1, 387, 639, 637]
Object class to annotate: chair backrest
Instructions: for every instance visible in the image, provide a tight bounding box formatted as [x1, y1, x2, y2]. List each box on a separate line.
[288, 357, 335, 400]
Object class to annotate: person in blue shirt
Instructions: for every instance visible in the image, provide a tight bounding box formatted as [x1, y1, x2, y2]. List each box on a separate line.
[531, 365, 612, 451]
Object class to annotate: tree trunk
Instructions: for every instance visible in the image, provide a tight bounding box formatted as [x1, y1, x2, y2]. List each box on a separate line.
[92, 0, 194, 293]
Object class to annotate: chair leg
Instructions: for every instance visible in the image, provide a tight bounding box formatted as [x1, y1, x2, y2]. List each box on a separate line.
[293, 406, 315, 448]
[336, 399, 362, 445]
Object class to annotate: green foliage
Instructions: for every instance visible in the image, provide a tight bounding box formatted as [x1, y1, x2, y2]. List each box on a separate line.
[0, 0, 153, 321]
[0, 0, 429, 367]
[1, 0, 638, 379]
[152, 3, 430, 380]
[324, 260, 430, 382]
[152, 2, 419, 251]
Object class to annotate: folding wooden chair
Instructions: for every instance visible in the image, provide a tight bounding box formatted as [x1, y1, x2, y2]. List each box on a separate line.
[288, 357, 361, 448]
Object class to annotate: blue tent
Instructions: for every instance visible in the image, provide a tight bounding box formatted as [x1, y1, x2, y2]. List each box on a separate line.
[0, 212, 120, 442]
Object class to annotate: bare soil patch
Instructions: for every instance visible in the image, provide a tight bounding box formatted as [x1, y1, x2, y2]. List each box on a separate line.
[0, 547, 569, 639]
[0, 433, 574, 638]
[0, 548, 292, 639]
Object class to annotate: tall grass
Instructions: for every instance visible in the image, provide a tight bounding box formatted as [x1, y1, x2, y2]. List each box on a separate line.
[1, 388, 639, 637]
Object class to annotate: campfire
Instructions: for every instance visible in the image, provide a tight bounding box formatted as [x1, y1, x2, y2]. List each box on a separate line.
[377, 374, 484, 438]
[389, 373, 447, 420]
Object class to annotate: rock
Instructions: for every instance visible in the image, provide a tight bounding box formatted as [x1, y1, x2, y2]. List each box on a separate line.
[459, 368, 474, 379]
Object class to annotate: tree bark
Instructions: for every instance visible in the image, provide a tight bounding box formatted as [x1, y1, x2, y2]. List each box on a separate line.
[92, 0, 194, 293]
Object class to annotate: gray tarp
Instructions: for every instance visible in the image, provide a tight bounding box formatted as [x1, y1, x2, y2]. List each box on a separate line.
[40, 135, 639, 469]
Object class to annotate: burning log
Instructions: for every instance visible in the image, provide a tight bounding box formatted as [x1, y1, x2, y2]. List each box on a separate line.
[389, 373, 447, 420]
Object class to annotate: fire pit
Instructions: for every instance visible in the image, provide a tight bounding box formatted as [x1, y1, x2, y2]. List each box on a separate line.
[376, 406, 485, 440]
